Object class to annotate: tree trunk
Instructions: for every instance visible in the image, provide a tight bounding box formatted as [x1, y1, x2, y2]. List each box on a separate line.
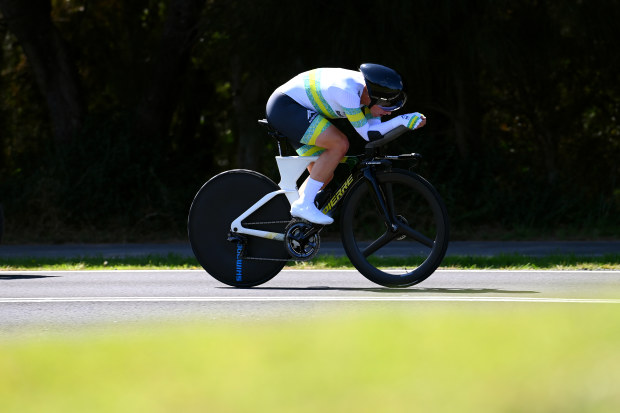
[0, 0, 84, 145]
[453, 74, 469, 160]
[133, 0, 205, 147]
[230, 55, 262, 170]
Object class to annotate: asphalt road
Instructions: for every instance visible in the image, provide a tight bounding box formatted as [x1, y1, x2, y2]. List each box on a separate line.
[2, 268, 619, 335]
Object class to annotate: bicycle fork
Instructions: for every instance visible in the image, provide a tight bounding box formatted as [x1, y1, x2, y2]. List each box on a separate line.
[362, 165, 399, 233]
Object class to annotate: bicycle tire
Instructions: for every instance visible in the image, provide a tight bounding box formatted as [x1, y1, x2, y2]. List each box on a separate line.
[188, 169, 290, 287]
[340, 169, 449, 287]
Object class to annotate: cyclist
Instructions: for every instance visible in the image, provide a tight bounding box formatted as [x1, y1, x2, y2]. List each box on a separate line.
[266, 63, 426, 225]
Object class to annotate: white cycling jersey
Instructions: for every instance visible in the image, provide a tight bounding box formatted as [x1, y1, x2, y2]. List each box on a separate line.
[276, 68, 423, 141]
[276, 68, 366, 118]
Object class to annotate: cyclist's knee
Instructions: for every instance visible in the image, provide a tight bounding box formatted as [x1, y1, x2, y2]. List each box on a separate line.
[317, 126, 348, 153]
[329, 129, 349, 156]
[337, 134, 349, 155]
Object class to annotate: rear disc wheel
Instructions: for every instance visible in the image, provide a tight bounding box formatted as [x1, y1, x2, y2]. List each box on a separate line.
[188, 170, 291, 287]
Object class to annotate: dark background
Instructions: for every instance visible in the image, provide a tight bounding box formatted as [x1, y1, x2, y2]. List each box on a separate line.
[0, 0, 618, 243]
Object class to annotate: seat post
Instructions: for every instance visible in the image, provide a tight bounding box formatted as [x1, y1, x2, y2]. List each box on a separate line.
[258, 119, 287, 156]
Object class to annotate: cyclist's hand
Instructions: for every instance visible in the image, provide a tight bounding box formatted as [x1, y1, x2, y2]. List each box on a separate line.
[401, 112, 426, 130]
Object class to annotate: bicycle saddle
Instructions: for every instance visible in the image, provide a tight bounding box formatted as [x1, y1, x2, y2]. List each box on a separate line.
[258, 119, 285, 137]
[258, 119, 289, 156]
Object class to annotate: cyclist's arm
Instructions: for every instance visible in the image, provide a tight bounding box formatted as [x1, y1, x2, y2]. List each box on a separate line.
[363, 107, 381, 126]
[344, 107, 425, 141]
[368, 112, 425, 138]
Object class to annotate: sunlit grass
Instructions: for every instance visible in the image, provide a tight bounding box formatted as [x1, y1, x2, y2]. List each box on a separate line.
[0, 254, 201, 271]
[292, 253, 620, 271]
[1, 253, 619, 271]
[1, 306, 619, 412]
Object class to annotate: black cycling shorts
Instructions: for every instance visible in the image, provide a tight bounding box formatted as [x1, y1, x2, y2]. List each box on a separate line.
[266, 92, 332, 156]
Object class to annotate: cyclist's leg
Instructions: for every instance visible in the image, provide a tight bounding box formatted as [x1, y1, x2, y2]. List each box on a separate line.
[290, 122, 349, 225]
[266, 92, 344, 225]
[291, 125, 348, 224]
[304, 125, 349, 186]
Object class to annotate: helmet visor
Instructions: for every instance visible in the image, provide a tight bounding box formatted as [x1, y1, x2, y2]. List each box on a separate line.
[374, 92, 407, 111]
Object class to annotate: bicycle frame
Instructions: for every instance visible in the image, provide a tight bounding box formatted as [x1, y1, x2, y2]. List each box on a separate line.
[229, 155, 319, 241]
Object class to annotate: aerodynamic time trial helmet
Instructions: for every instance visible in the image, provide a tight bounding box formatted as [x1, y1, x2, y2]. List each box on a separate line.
[359, 63, 407, 111]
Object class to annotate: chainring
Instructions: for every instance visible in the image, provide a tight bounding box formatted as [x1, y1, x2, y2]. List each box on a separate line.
[284, 219, 321, 260]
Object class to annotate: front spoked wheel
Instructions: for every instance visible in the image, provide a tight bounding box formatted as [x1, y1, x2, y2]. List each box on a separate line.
[340, 169, 449, 287]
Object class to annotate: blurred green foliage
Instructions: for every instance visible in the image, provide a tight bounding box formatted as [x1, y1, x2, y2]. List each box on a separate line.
[2, 306, 620, 412]
[0, 0, 619, 241]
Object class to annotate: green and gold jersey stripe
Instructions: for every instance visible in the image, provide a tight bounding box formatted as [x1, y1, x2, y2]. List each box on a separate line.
[363, 106, 379, 121]
[301, 116, 330, 146]
[304, 70, 338, 119]
[406, 114, 421, 129]
[343, 107, 367, 128]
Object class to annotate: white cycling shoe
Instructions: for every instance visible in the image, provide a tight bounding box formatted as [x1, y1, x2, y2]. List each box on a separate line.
[290, 200, 334, 225]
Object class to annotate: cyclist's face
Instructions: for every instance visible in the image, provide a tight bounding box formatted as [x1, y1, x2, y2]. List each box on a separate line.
[362, 87, 393, 117]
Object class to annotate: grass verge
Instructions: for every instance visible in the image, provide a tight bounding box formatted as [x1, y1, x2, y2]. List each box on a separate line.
[1, 306, 619, 412]
[1, 253, 619, 271]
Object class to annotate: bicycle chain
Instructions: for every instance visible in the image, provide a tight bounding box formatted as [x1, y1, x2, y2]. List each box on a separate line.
[242, 220, 290, 226]
[242, 256, 291, 262]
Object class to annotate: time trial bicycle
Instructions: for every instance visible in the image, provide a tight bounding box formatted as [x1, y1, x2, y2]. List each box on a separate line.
[188, 119, 449, 288]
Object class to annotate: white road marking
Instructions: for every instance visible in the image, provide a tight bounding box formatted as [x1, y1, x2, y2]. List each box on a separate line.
[1, 296, 619, 304]
[2, 269, 620, 275]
